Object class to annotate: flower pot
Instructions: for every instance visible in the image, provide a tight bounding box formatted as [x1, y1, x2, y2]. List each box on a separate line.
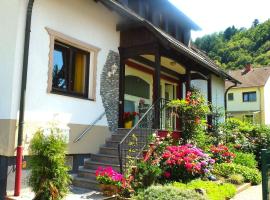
[99, 184, 120, 196]
[124, 120, 133, 128]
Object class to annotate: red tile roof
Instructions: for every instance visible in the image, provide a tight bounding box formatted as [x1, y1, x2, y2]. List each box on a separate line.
[226, 66, 270, 89]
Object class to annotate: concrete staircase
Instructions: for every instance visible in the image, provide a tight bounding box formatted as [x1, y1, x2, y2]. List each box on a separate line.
[72, 128, 146, 190]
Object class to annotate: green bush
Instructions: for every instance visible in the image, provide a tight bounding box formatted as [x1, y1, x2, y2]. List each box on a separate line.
[29, 125, 71, 200]
[132, 160, 162, 190]
[132, 185, 207, 200]
[173, 180, 236, 200]
[220, 118, 270, 168]
[213, 163, 261, 185]
[227, 174, 245, 185]
[233, 152, 257, 169]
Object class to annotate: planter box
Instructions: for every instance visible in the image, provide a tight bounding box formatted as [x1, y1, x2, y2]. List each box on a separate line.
[156, 130, 181, 141]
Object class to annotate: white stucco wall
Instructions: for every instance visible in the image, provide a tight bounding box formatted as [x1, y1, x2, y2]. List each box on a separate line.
[191, 80, 208, 100]
[189, 75, 225, 110]
[264, 78, 270, 124]
[211, 75, 225, 110]
[10, 0, 120, 126]
[0, 0, 27, 119]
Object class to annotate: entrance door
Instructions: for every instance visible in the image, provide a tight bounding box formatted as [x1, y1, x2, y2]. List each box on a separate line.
[161, 82, 176, 130]
[124, 75, 151, 124]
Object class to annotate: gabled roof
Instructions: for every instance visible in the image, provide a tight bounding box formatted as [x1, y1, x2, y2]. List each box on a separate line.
[226, 67, 270, 89]
[98, 0, 240, 84]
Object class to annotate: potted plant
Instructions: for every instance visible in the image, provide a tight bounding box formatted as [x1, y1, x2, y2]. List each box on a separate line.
[123, 112, 138, 128]
[95, 166, 123, 196]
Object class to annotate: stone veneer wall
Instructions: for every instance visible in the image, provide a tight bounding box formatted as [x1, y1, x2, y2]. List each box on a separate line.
[100, 51, 120, 132]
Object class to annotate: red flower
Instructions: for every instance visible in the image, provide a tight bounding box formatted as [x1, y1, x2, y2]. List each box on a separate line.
[164, 171, 171, 179]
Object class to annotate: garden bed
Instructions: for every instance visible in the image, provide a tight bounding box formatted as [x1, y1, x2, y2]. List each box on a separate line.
[95, 91, 263, 200]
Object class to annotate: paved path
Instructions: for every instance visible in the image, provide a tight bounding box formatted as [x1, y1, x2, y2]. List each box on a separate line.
[232, 184, 262, 200]
[7, 187, 105, 200]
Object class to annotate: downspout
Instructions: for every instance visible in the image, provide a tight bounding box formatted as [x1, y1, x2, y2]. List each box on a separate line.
[224, 81, 237, 119]
[14, 0, 35, 196]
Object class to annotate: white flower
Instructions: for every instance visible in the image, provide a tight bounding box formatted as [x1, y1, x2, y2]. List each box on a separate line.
[152, 133, 156, 137]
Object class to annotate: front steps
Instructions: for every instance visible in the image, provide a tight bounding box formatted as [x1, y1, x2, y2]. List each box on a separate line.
[72, 128, 148, 190]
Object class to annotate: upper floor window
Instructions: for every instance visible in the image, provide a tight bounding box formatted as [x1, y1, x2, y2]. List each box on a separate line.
[228, 93, 234, 101]
[46, 28, 100, 100]
[243, 92, 256, 102]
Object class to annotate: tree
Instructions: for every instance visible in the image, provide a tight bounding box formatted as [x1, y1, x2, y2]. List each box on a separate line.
[252, 19, 259, 27]
[194, 19, 270, 69]
[224, 26, 238, 40]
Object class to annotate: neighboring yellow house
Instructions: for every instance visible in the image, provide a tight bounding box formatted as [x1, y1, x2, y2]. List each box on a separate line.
[226, 65, 270, 124]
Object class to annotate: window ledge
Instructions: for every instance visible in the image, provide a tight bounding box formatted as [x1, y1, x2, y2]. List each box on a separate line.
[50, 90, 95, 102]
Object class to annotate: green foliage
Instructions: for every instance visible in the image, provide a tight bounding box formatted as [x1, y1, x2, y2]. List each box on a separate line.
[168, 89, 210, 143]
[227, 174, 245, 185]
[233, 152, 257, 169]
[194, 19, 270, 69]
[132, 160, 162, 190]
[173, 180, 236, 200]
[132, 185, 207, 200]
[220, 118, 270, 167]
[213, 163, 261, 185]
[29, 124, 71, 200]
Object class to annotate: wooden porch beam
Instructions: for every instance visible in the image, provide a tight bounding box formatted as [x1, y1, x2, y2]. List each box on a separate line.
[118, 50, 126, 128]
[153, 46, 161, 129]
[119, 43, 157, 60]
[186, 69, 191, 93]
[133, 56, 181, 78]
[207, 76, 213, 127]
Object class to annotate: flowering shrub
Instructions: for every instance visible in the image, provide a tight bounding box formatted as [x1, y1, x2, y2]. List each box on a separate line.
[96, 167, 123, 187]
[123, 112, 138, 122]
[168, 90, 210, 143]
[160, 144, 215, 182]
[210, 144, 235, 163]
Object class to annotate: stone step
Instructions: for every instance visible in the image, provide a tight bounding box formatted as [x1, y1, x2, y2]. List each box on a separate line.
[99, 146, 119, 155]
[77, 167, 96, 179]
[111, 133, 149, 142]
[84, 160, 120, 172]
[91, 154, 119, 165]
[105, 140, 145, 148]
[99, 146, 140, 157]
[72, 176, 99, 190]
[116, 128, 149, 135]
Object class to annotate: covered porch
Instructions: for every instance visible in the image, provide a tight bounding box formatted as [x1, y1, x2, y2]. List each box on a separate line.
[117, 25, 236, 129]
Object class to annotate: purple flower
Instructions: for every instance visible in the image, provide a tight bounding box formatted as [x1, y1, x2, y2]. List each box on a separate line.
[201, 161, 207, 166]
[209, 159, 215, 164]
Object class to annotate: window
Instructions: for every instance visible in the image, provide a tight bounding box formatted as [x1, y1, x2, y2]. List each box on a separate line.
[243, 114, 254, 124]
[125, 75, 150, 99]
[52, 41, 90, 97]
[47, 28, 100, 100]
[228, 93, 234, 101]
[243, 92, 256, 102]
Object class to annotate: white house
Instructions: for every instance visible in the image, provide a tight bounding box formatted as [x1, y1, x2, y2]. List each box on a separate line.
[0, 0, 239, 195]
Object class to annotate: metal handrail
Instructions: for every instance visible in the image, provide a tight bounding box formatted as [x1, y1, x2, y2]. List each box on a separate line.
[118, 98, 172, 173]
[118, 99, 160, 145]
[73, 112, 106, 143]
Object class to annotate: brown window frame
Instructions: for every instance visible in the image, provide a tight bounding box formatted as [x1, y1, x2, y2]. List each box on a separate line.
[46, 28, 100, 101]
[52, 41, 90, 99]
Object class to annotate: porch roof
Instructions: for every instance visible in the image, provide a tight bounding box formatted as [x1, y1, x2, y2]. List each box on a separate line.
[98, 0, 240, 84]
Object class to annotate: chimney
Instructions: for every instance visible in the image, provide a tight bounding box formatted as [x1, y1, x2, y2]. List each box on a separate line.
[242, 63, 252, 75]
[245, 63, 252, 72]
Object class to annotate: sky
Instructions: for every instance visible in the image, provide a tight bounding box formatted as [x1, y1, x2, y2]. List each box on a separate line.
[170, 0, 270, 40]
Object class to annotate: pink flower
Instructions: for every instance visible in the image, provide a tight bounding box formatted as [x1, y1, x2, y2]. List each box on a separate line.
[164, 171, 171, 178]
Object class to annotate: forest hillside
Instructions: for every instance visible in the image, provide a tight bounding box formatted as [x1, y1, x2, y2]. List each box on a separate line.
[194, 19, 270, 69]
